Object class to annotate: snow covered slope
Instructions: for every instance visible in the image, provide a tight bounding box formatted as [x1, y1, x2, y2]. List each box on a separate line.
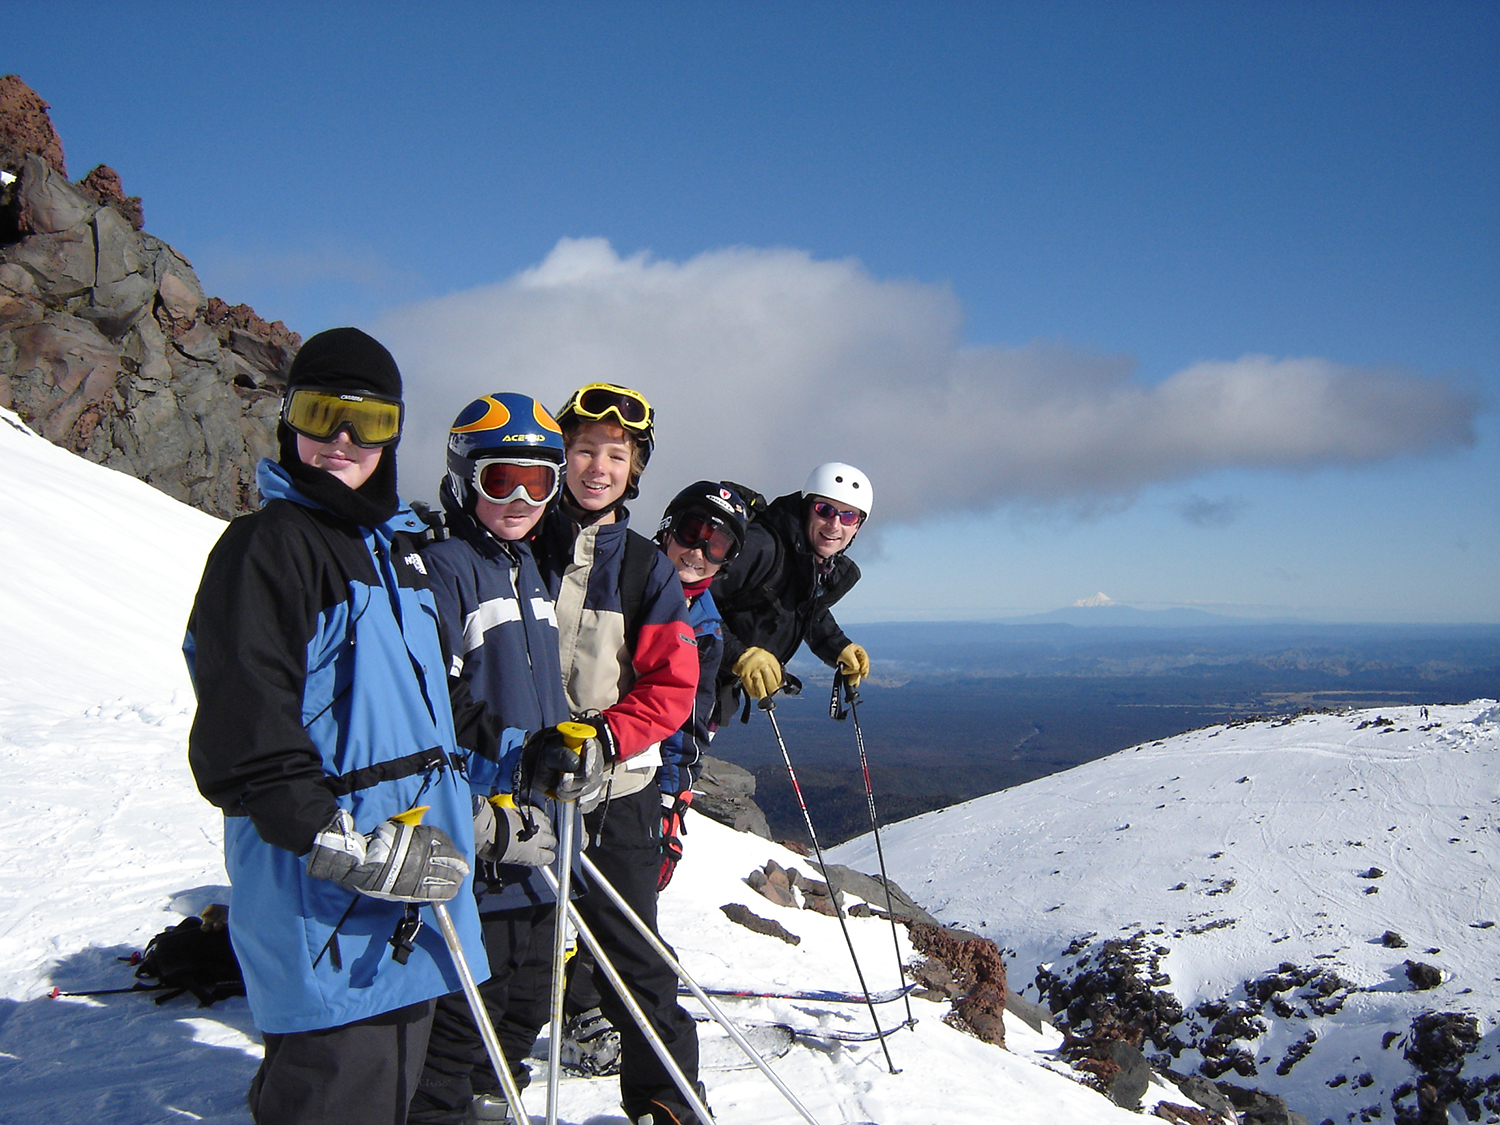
[0, 408, 1163, 1124]
[833, 701, 1500, 1123]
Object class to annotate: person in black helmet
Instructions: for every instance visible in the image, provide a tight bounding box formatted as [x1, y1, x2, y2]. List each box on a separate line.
[555, 478, 747, 1121]
[654, 481, 749, 889]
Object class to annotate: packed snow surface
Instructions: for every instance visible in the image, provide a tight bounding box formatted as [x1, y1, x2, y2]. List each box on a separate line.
[833, 703, 1500, 1122]
[0, 409, 1150, 1124]
[1, 406, 1495, 1124]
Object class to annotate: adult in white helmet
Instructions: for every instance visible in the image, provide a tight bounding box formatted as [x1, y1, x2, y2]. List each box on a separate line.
[710, 462, 873, 718]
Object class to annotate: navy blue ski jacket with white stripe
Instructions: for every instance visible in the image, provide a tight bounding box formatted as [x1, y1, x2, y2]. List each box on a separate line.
[420, 506, 575, 912]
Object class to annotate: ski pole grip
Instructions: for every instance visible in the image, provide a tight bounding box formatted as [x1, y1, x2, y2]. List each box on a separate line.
[557, 721, 596, 751]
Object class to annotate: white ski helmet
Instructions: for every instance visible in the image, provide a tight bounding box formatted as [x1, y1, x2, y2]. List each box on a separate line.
[802, 462, 872, 517]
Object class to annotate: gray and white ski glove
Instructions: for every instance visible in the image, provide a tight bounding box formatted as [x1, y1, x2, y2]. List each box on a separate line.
[474, 796, 558, 867]
[306, 808, 469, 903]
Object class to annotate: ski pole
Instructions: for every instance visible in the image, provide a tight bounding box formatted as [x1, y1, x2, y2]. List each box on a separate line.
[758, 691, 903, 1074]
[546, 720, 595, 1125]
[833, 672, 916, 1028]
[538, 865, 717, 1125]
[570, 853, 823, 1125]
[430, 901, 531, 1125]
[387, 808, 531, 1124]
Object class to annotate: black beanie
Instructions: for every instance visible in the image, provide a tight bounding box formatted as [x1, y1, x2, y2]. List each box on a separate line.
[277, 327, 403, 527]
[285, 326, 403, 400]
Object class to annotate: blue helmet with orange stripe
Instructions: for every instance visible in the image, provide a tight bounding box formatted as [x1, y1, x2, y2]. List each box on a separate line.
[444, 393, 566, 511]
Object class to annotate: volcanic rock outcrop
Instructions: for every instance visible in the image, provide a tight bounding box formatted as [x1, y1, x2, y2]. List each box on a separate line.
[0, 75, 295, 518]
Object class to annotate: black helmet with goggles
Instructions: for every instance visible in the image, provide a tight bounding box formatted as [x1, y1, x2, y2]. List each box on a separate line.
[658, 481, 749, 566]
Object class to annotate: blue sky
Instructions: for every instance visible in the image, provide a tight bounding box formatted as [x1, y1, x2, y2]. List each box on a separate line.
[8, 1, 1497, 622]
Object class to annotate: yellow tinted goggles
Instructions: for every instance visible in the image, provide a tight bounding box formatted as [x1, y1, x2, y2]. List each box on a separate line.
[282, 388, 404, 447]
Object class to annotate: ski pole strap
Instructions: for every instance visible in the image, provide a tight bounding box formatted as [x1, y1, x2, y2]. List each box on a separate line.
[744, 670, 803, 719]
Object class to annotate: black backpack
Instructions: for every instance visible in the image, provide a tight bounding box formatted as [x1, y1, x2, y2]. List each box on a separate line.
[718, 480, 768, 520]
[132, 912, 246, 1007]
[52, 910, 246, 1008]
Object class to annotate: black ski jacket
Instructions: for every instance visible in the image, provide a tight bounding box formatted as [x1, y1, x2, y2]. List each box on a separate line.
[710, 491, 859, 717]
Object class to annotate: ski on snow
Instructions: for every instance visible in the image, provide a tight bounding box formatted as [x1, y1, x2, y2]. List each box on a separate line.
[691, 1012, 915, 1045]
[679, 981, 918, 1005]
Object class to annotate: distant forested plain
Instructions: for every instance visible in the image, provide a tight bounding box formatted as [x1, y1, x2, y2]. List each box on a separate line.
[706, 621, 1500, 845]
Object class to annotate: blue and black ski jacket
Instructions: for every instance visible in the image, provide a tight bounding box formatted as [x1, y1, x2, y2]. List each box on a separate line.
[184, 460, 486, 1035]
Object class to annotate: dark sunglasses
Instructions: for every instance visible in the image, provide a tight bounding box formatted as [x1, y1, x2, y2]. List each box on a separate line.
[669, 510, 741, 565]
[282, 388, 403, 448]
[811, 500, 862, 527]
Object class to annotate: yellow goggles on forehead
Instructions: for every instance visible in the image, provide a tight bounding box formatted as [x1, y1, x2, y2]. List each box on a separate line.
[563, 383, 654, 431]
[282, 388, 404, 447]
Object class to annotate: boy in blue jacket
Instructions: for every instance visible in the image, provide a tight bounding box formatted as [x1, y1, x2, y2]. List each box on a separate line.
[185, 329, 489, 1125]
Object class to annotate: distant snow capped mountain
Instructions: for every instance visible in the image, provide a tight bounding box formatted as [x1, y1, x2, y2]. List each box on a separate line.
[1073, 591, 1119, 607]
[833, 701, 1500, 1125]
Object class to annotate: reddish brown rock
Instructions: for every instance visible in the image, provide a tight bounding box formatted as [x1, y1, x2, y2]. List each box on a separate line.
[746, 863, 798, 908]
[0, 81, 300, 518]
[78, 164, 143, 230]
[720, 903, 801, 946]
[1153, 1102, 1217, 1124]
[7, 318, 121, 444]
[908, 922, 1008, 1047]
[0, 75, 66, 176]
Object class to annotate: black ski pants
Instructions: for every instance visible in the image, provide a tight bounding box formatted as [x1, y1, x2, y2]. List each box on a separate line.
[248, 998, 434, 1125]
[407, 902, 555, 1124]
[576, 783, 700, 1118]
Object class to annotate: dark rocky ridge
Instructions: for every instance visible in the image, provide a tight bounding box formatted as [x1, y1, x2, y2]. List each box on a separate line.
[0, 75, 293, 519]
[1033, 929, 1499, 1124]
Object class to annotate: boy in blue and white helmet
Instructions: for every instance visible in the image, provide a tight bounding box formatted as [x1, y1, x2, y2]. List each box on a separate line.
[411, 393, 608, 1125]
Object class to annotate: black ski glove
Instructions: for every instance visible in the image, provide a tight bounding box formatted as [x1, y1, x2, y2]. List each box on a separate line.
[306, 809, 469, 903]
[515, 724, 608, 811]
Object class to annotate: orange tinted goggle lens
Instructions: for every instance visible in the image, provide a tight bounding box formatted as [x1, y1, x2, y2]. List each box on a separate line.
[283, 389, 403, 447]
[476, 459, 560, 506]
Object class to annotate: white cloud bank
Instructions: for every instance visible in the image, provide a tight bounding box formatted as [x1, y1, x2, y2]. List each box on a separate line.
[376, 238, 1478, 525]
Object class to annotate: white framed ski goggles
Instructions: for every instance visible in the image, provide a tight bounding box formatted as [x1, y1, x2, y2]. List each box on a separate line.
[562, 383, 654, 432]
[281, 388, 404, 448]
[472, 457, 562, 507]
